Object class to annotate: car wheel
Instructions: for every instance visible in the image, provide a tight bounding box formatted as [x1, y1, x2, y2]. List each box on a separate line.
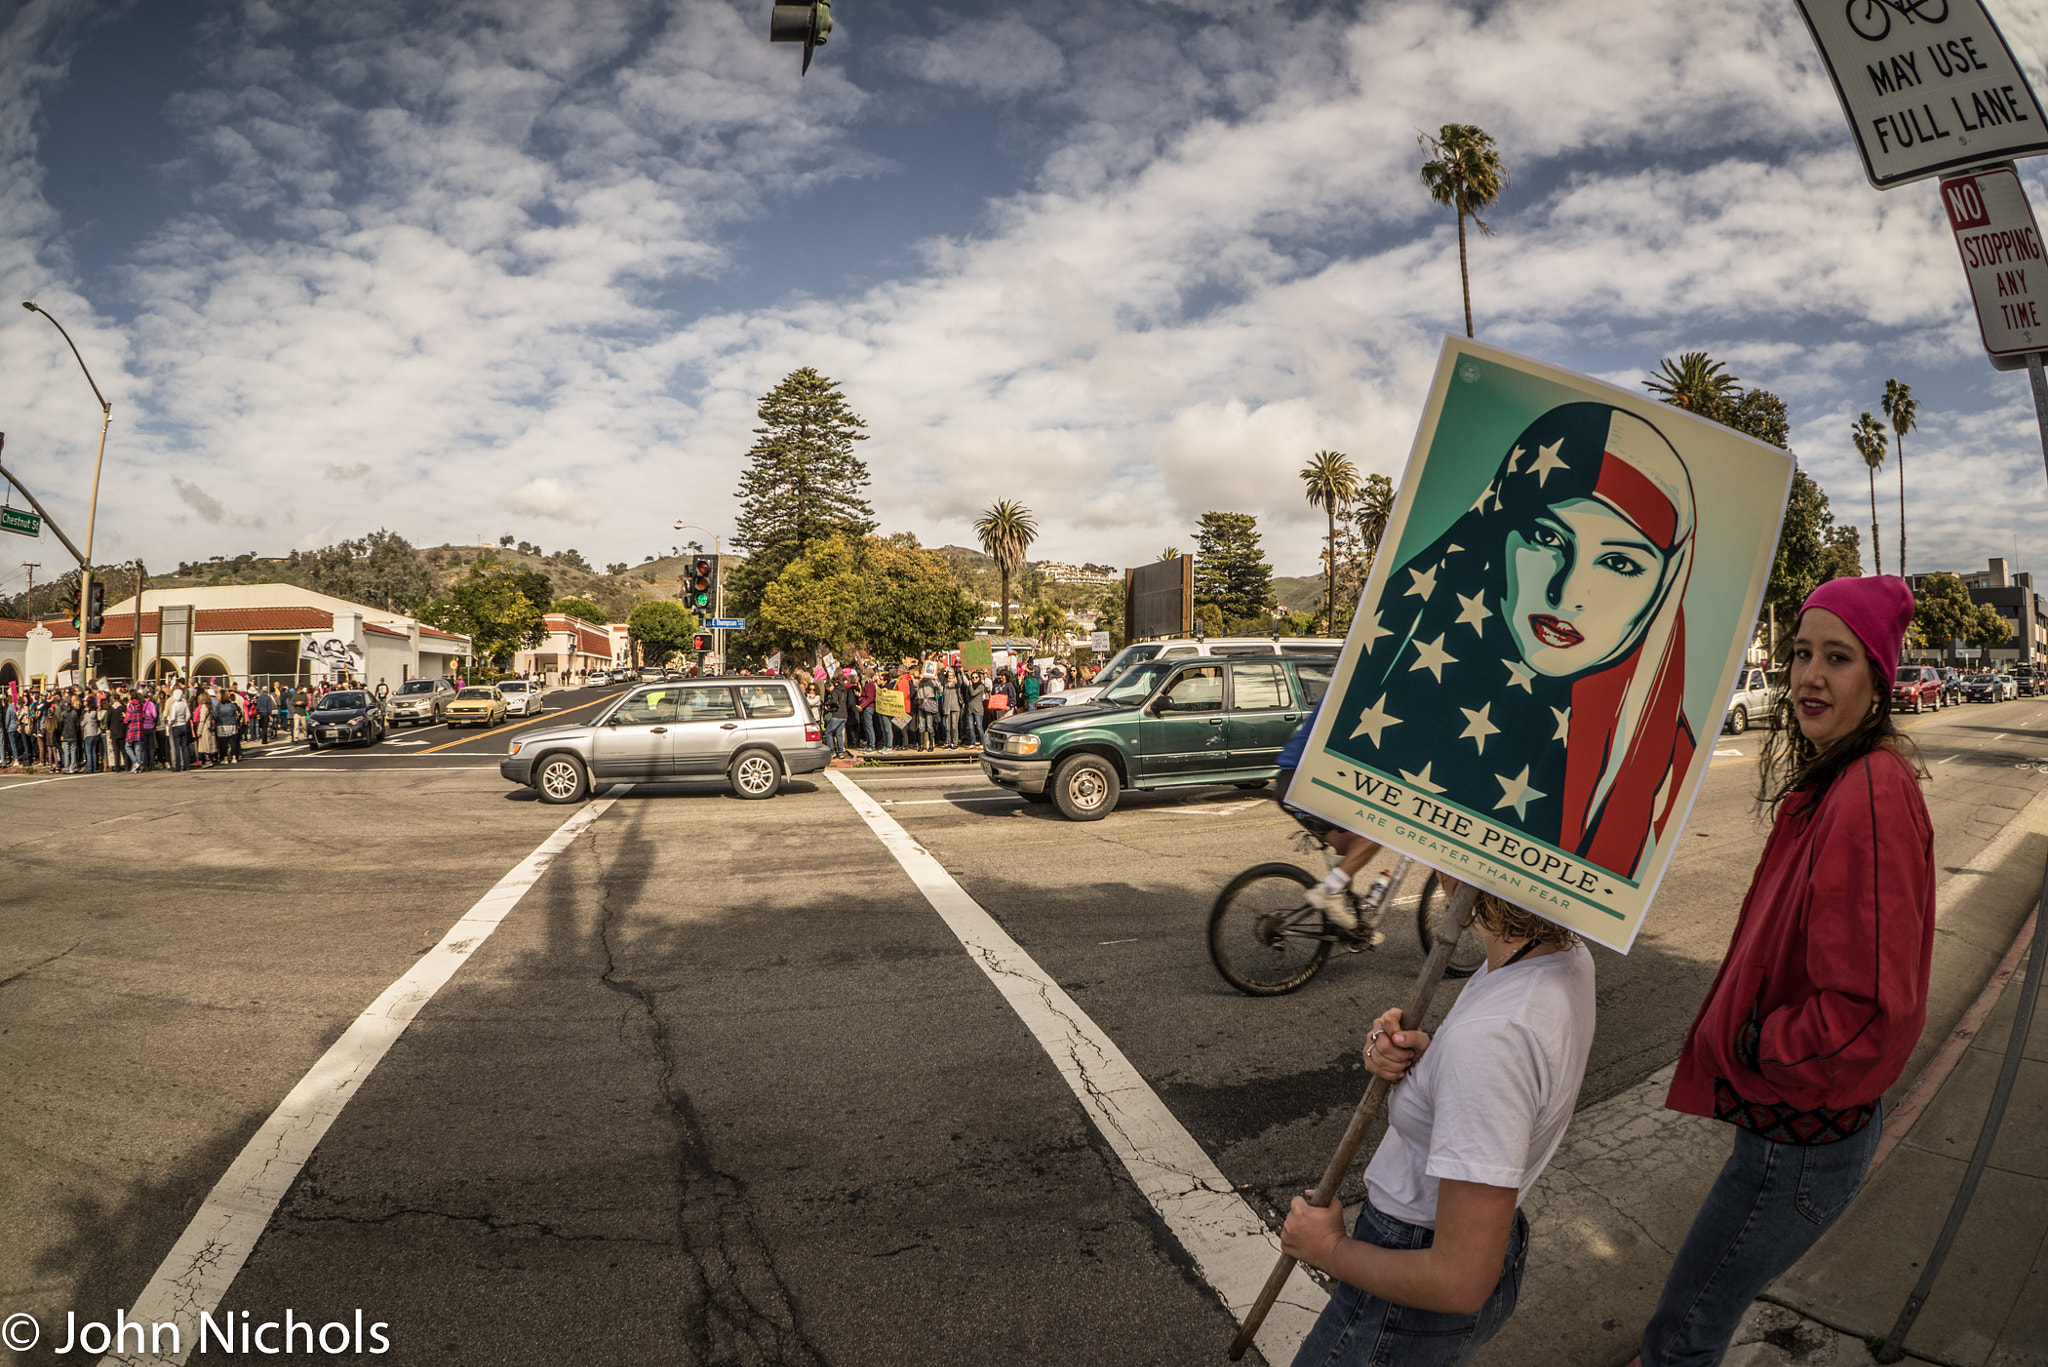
[1051, 753, 1119, 821]
[536, 753, 589, 804]
[1728, 705, 1747, 736]
[731, 748, 782, 800]
[1234, 779, 1271, 790]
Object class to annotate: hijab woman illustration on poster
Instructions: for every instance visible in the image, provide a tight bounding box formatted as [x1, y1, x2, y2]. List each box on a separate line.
[1289, 340, 1791, 952]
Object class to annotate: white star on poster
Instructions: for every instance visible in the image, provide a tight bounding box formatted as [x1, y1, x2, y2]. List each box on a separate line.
[1406, 563, 1439, 602]
[1503, 659, 1536, 693]
[1469, 484, 1493, 513]
[1493, 766, 1547, 820]
[1504, 445, 1525, 473]
[1459, 703, 1500, 754]
[1551, 706, 1570, 743]
[1408, 633, 1457, 682]
[1454, 591, 1491, 633]
[1399, 762, 1447, 794]
[1356, 611, 1391, 651]
[1527, 439, 1569, 486]
[1349, 694, 1402, 746]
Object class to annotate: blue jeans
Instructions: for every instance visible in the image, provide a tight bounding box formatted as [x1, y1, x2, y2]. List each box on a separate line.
[824, 715, 845, 756]
[1642, 1104, 1884, 1367]
[966, 708, 984, 745]
[171, 724, 192, 770]
[1292, 1199, 1528, 1367]
[126, 740, 146, 770]
[61, 738, 78, 772]
[859, 707, 875, 750]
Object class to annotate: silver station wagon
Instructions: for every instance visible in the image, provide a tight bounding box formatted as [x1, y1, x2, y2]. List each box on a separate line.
[500, 677, 831, 804]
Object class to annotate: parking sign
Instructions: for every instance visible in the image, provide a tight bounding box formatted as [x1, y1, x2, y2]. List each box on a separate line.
[1940, 165, 2048, 368]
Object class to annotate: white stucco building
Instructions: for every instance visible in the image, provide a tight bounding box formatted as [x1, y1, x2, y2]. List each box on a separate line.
[0, 583, 471, 689]
[512, 613, 615, 683]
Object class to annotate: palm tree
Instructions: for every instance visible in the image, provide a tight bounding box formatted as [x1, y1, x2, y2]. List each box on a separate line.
[973, 500, 1037, 632]
[1852, 412, 1889, 576]
[1158, 546, 1180, 561]
[1353, 472, 1395, 566]
[1883, 378, 1918, 578]
[1418, 124, 1510, 338]
[1644, 352, 1742, 416]
[1024, 600, 1073, 651]
[1300, 449, 1361, 633]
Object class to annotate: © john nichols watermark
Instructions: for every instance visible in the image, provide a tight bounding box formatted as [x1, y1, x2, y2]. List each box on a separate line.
[2, 1308, 392, 1356]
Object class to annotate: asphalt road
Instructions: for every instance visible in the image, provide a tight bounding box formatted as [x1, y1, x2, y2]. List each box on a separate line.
[4, 689, 2046, 1366]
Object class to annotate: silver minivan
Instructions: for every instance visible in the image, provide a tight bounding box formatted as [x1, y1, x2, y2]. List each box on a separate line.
[499, 677, 831, 804]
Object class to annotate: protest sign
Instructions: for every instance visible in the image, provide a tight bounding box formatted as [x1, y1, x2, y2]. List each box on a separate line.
[875, 686, 906, 718]
[1287, 339, 1791, 952]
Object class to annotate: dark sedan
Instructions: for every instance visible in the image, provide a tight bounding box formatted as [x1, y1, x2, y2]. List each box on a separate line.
[307, 689, 387, 749]
[1963, 674, 2002, 704]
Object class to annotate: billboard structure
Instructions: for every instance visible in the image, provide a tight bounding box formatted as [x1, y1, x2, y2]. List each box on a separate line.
[1287, 338, 1792, 952]
[1125, 555, 1193, 640]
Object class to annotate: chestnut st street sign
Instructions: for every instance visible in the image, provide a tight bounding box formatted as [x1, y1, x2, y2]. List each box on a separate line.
[1940, 166, 2048, 369]
[1795, 0, 2048, 189]
[0, 506, 40, 537]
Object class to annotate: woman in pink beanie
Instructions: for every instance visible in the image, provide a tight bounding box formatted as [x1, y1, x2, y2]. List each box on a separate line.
[1634, 575, 1935, 1367]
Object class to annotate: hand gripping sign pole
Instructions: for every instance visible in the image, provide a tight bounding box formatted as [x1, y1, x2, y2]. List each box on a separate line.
[1227, 884, 1479, 1361]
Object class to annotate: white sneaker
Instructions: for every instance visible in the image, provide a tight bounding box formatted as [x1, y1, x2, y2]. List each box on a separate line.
[1304, 882, 1357, 931]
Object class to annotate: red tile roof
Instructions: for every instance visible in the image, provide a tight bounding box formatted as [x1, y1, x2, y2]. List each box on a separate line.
[0, 618, 33, 639]
[364, 623, 409, 638]
[417, 626, 467, 643]
[196, 607, 334, 632]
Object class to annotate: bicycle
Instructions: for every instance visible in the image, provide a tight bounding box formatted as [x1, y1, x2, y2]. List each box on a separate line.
[1207, 833, 1486, 996]
[1845, 0, 1949, 43]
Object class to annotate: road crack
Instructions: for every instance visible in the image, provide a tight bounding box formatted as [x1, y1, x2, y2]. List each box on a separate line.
[0, 939, 82, 990]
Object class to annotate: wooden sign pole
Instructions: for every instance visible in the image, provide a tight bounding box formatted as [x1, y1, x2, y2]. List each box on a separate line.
[1227, 884, 1480, 1361]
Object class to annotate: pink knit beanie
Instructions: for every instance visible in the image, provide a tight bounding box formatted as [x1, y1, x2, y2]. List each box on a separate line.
[1798, 575, 1915, 674]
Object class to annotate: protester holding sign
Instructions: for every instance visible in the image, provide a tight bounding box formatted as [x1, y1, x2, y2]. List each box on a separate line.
[1280, 888, 1595, 1366]
[1635, 576, 1935, 1367]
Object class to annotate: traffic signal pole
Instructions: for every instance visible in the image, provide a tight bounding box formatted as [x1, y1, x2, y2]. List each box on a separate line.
[21, 302, 112, 688]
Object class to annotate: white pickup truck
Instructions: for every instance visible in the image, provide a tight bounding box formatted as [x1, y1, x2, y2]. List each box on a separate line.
[1723, 666, 1782, 735]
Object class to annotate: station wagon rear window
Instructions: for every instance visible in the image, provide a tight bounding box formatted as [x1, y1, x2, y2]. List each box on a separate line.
[737, 685, 794, 719]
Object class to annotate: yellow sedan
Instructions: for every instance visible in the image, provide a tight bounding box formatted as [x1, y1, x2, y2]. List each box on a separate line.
[445, 686, 510, 728]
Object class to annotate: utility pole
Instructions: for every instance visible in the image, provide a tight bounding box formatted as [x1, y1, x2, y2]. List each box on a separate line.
[21, 563, 36, 620]
[131, 559, 145, 682]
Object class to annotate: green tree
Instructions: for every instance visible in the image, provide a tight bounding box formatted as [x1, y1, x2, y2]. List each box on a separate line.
[1912, 572, 1983, 656]
[972, 500, 1037, 633]
[1820, 521, 1863, 585]
[1643, 352, 1742, 416]
[1852, 412, 1888, 575]
[757, 535, 868, 659]
[731, 367, 875, 570]
[293, 529, 437, 612]
[627, 600, 697, 666]
[865, 573, 981, 664]
[548, 596, 607, 623]
[416, 557, 549, 668]
[1300, 449, 1361, 634]
[1883, 378, 1918, 578]
[755, 534, 979, 665]
[1159, 546, 1180, 561]
[1418, 124, 1509, 338]
[1193, 511, 1276, 629]
[1023, 600, 1075, 651]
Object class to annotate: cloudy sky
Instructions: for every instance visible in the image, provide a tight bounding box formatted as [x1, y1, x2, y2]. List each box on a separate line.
[1, 0, 2045, 599]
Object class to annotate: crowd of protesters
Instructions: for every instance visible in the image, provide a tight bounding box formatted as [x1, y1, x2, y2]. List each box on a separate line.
[1, 677, 367, 774]
[797, 657, 1094, 758]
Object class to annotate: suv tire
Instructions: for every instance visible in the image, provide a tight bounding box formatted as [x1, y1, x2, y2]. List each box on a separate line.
[536, 753, 589, 804]
[1051, 753, 1119, 821]
[1727, 705, 1747, 736]
[731, 748, 782, 800]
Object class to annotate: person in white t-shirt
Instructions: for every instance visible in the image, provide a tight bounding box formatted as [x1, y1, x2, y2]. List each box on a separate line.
[1281, 888, 1597, 1367]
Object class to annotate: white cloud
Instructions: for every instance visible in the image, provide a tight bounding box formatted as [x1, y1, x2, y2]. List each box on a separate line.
[499, 476, 601, 525]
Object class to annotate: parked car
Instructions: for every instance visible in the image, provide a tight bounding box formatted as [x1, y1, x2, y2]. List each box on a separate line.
[500, 676, 829, 804]
[2002, 673, 2021, 700]
[1040, 636, 1344, 709]
[307, 689, 387, 749]
[981, 653, 1336, 819]
[1938, 668, 1965, 706]
[1963, 673, 2002, 703]
[1892, 665, 1944, 714]
[446, 686, 510, 728]
[1723, 666, 1782, 734]
[496, 678, 543, 717]
[385, 677, 456, 727]
[2013, 663, 2040, 698]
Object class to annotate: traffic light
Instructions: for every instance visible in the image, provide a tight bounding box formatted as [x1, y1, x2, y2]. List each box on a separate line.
[685, 557, 713, 614]
[692, 633, 711, 653]
[769, 1, 831, 74]
[86, 580, 104, 633]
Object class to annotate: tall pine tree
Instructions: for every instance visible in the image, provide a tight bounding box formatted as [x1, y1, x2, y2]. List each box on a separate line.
[727, 368, 877, 641]
[1192, 511, 1276, 629]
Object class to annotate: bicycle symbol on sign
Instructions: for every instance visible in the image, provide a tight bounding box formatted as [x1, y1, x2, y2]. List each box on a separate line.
[1846, 0, 1950, 43]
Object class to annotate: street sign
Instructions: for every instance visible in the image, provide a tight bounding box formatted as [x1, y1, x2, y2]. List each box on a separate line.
[0, 506, 40, 537]
[1794, 0, 2048, 189]
[1939, 165, 2048, 368]
[707, 617, 745, 630]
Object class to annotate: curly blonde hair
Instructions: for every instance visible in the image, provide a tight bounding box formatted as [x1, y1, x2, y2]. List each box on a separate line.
[1470, 892, 1581, 951]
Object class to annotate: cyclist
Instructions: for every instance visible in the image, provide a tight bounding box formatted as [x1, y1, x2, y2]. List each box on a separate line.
[1275, 699, 1386, 945]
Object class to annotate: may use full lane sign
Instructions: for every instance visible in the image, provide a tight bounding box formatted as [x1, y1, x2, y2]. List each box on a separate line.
[1940, 165, 2048, 368]
[1795, 0, 2048, 189]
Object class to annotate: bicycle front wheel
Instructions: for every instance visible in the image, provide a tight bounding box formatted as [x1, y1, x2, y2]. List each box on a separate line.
[1209, 862, 1332, 996]
[1415, 872, 1488, 980]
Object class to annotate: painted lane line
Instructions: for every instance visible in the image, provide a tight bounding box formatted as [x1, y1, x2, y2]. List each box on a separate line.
[824, 769, 1323, 1363]
[1940, 755, 1962, 765]
[0, 774, 89, 793]
[99, 788, 629, 1367]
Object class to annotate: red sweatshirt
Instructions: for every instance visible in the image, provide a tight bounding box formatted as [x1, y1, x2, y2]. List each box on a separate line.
[1668, 747, 1934, 1121]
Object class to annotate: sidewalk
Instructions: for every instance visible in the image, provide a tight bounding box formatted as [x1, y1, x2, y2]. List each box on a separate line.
[1479, 792, 2048, 1367]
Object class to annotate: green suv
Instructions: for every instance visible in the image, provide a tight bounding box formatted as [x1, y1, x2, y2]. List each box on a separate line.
[981, 654, 1336, 820]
